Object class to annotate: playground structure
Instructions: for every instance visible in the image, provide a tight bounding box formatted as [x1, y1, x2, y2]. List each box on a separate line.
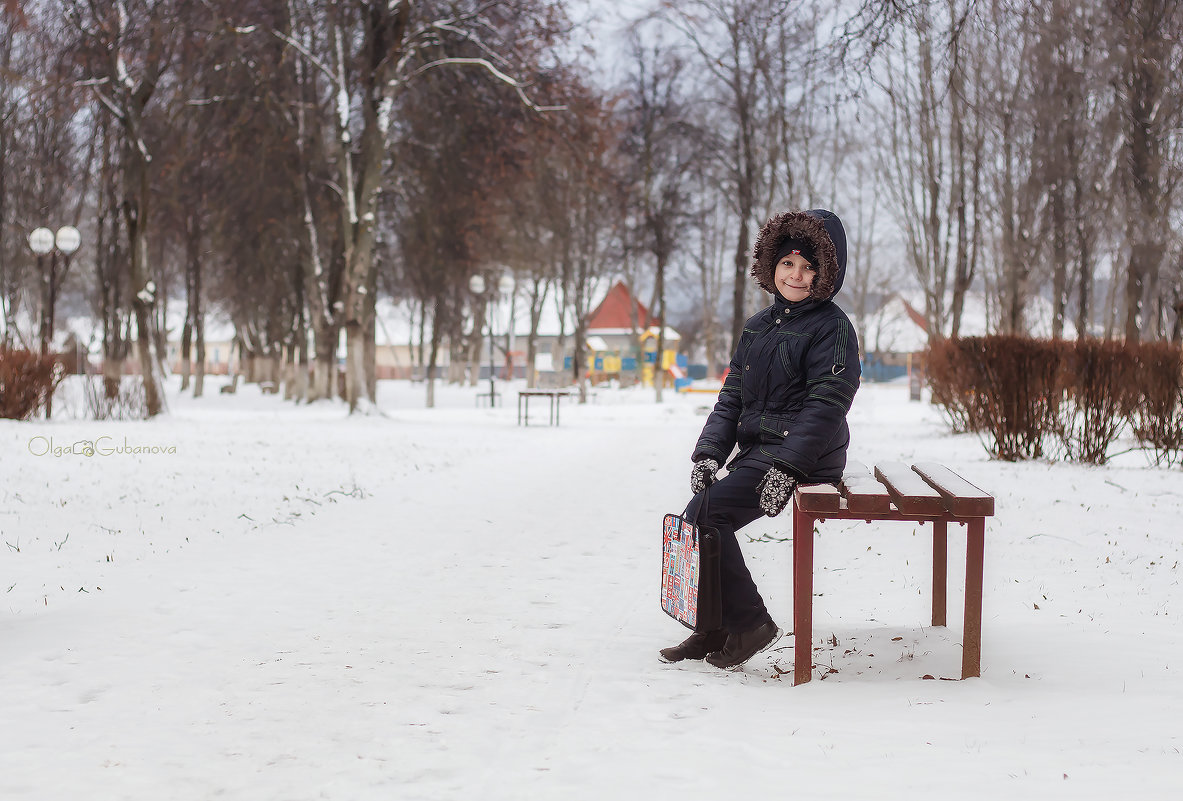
[581, 330, 715, 391]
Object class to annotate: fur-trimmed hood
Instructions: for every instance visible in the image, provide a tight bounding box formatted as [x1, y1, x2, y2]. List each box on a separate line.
[751, 209, 848, 302]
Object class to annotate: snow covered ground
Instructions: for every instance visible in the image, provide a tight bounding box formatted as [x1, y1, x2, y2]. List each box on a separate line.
[2, 376, 1181, 800]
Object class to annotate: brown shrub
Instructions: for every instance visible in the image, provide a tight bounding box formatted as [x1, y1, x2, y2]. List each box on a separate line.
[1129, 342, 1183, 466]
[928, 336, 1063, 460]
[929, 336, 1183, 465]
[0, 348, 62, 420]
[1055, 339, 1139, 464]
[927, 339, 976, 434]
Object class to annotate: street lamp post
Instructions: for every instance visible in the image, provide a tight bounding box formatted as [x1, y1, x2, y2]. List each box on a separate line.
[50, 227, 81, 358]
[28, 228, 54, 354]
[497, 272, 515, 383]
[28, 226, 82, 356]
[468, 274, 490, 404]
[27, 225, 82, 419]
[468, 272, 516, 407]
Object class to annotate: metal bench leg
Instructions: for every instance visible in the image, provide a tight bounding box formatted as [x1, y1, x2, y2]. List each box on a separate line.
[793, 503, 814, 685]
[932, 520, 948, 627]
[962, 517, 985, 679]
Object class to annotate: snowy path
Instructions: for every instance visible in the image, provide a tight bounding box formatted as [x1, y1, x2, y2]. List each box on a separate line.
[2, 381, 1181, 799]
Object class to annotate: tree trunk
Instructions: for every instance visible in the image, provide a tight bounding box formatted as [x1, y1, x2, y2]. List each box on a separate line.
[307, 319, 335, 401]
[0, 56, 9, 348]
[344, 321, 365, 408]
[730, 208, 751, 351]
[294, 321, 308, 402]
[1103, 255, 1122, 340]
[123, 138, 165, 416]
[426, 297, 444, 408]
[1071, 140, 1092, 340]
[365, 265, 377, 401]
[102, 355, 123, 400]
[1050, 178, 1068, 340]
[571, 259, 588, 402]
[336, 5, 409, 414]
[38, 253, 56, 356]
[525, 277, 548, 389]
[180, 213, 200, 391]
[180, 315, 192, 391]
[192, 314, 204, 399]
[416, 301, 426, 380]
[468, 295, 486, 387]
[949, 45, 971, 339]
[654, 249, 667, 404]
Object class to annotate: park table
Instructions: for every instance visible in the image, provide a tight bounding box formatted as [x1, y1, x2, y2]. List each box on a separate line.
[517, 389, 571, 426]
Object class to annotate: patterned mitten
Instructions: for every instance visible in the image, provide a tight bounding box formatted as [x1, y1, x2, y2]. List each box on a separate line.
[690, 458, 720, 495]
[757, 467, 798, 516]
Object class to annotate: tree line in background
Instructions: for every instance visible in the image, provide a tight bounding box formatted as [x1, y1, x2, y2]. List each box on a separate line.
[1, 0, 1181, 419]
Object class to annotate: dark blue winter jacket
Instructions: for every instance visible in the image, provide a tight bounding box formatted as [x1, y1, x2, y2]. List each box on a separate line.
[691, 209, 860, 483]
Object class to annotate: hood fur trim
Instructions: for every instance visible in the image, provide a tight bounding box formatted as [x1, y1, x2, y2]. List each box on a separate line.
[751, 211, 838, 301]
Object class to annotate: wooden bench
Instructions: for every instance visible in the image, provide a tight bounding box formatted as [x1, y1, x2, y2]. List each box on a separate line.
[790, 461, 995, 685]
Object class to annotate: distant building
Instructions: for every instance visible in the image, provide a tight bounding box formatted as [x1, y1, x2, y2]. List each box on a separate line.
[572, 281, 681, 386]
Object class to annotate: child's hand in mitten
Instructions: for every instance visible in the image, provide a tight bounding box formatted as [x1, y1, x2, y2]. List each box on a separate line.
[757, 466, 797, 516]
[690, 458, 720, 495]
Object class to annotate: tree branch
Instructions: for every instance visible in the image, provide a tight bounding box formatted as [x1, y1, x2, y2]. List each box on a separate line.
[271, 27, 336, 85]
[408, 57, 567, 112]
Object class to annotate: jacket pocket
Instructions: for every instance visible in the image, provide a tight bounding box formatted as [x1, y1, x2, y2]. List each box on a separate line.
[776, 334, 809, 379]
[759, 413, 796, 442]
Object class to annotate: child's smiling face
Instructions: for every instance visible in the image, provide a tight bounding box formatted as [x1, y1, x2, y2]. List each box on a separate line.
[774, 253, 816, 302]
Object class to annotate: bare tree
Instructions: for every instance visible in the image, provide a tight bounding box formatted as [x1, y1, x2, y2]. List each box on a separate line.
[271, 0, 567, 412]
[686, 157, 731, 376]
[65, 0, 181, 416]
[661, 0, 802, 350]
[0, 11, 26, 347]
[620, 35, 704, 401]
[868, 0, 988, 340]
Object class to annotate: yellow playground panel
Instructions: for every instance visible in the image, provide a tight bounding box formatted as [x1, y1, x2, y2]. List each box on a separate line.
[638, 329, 678, 386]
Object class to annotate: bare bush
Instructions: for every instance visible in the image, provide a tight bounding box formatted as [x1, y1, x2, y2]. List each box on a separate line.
[82, 375, 147, 421]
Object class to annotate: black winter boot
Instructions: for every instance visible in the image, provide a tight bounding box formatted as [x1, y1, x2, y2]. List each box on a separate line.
[659, 629, 728, 663]
[704, 619, 781, 669]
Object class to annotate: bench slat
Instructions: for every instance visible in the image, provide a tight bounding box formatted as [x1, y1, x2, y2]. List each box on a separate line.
[796, 483, 841, 513]
[874, 462, 947, 515]
[840, 460, 893, 514]
[912, 463, 994, 517]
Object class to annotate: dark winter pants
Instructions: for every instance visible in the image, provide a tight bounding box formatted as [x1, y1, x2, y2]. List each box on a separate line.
[683, 466, 774, 635]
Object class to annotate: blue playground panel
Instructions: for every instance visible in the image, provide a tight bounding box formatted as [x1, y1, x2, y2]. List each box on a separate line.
[861, 355, 907, 382]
